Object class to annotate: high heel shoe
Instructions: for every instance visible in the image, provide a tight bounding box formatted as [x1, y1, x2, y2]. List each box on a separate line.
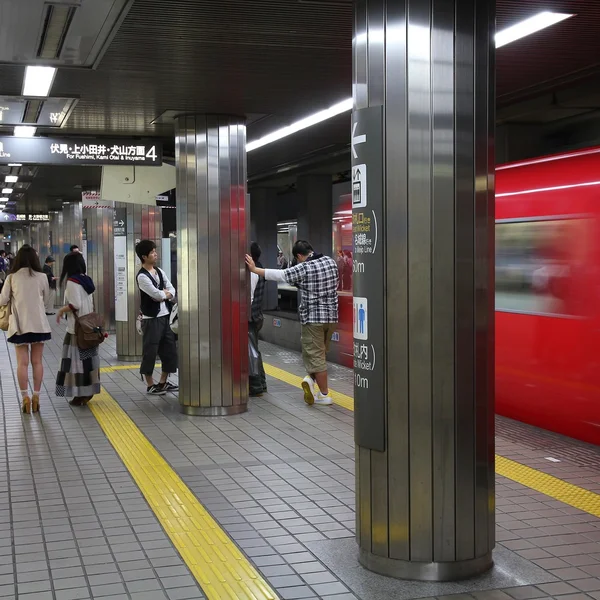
[32, 395, 40, 413]
[22, 396, 31, 414]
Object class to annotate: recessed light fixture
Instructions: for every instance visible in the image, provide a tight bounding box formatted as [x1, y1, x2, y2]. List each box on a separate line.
[4, 176, 17, 183]
[1, 189, 12, 195]
[246, 12, 575, 152]
[8, 163, 22, 167]
[496, 12, 573, 48]
[14, 126, 36, 137]
[22, 65, 56, 97]
[246, 98, 353, 152]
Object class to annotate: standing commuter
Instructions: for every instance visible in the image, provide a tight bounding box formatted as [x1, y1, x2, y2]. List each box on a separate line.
[246, 240, 338, 405]
[135, 240, 178, 395]
[55, 252, 100, 406]
[248, 242, 267, 397]
[43, 256, 57, 315]
[0, 250, 7, 285]
[0, 245, 51, 413]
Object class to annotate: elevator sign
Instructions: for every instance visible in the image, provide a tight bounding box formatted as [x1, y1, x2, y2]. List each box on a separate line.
[352, 105, 384, 452]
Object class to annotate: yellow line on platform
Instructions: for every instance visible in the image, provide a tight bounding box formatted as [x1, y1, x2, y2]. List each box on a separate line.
[88, 389, 279, 600]
[263, 363, 354, 411]
[97, 361, 600, 521]
[496, 456, 600, 518]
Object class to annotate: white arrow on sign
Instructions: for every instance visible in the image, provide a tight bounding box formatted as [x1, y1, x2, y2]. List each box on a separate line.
[118, 220, 124, 226]
[351, 121, 366, 159]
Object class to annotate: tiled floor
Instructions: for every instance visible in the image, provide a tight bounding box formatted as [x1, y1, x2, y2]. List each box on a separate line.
[1, 326, 600, 599]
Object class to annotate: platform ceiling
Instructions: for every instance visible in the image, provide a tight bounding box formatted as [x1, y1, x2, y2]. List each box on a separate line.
[1, 0, 600, 212]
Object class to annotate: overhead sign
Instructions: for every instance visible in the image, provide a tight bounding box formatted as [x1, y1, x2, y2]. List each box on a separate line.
[114, 208, 128, 322]
[352, 105, 384, 452]
[0, 97, 76, 127]
[0, 137, 163, 166]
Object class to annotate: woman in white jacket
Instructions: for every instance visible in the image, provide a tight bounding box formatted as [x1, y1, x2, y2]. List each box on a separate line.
[0, 245, 51, 413]
[55, 252, 100, 406]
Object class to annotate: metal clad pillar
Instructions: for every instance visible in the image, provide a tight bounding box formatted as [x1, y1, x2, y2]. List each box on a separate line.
[353, 0, 495, 581]
[30, 223, 50, 257]
[175, 115, 248, 416]
[61, 202, 82, 256]
[83, 202, 115, 333]
[115, 202, 162, 361]
[250, 188, 278, 310]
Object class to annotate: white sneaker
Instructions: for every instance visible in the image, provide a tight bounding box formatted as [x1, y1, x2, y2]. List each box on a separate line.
[301, 376, 316, 405]
[315, 392, 333, 406]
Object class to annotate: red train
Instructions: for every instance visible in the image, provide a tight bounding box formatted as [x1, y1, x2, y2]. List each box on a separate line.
[496, 146, 600, 445]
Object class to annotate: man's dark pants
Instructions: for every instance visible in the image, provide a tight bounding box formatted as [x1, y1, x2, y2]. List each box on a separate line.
[140, 315, 178, 376]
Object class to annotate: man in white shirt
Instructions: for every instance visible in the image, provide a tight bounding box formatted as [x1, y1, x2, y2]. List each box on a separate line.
[135, 239, 178, 395]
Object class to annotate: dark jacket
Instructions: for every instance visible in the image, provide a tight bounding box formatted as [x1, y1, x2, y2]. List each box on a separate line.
[43, 264, 56, 290]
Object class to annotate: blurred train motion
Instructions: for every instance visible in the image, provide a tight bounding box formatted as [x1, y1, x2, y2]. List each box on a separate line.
[496, 146, 600, 445]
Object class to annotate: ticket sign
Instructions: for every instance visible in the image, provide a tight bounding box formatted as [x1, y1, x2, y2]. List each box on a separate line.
[352, 105, 385, 452]
[0, 137, 162, 166]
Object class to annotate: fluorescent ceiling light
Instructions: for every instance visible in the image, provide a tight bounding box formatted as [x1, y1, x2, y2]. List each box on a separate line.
[246, 98, 353, 152]
[496, 12, 573, 48]
[246, 12, 573, 152]
[2, 189, 12, 195]
[14, 126, 36, 137]
[22, 65, 56, 97]
[4, 176, 17, 183]
[8, 163, 22, 167]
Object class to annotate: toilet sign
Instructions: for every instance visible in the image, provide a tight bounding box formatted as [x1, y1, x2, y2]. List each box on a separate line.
[352, 105, 384, 452]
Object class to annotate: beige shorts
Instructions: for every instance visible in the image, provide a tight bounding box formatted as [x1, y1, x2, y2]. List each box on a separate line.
[301, 323, 336, 374]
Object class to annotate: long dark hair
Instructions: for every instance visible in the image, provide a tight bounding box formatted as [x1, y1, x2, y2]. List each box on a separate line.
[10, 245, 42, 276]
[60, 252, 86, 286]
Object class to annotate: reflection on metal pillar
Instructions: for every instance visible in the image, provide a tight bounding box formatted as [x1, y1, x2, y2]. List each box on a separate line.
[83, 202, 116, 333]
[30, 223, 50, 257]
[61, 202, 82, 256]
[175, 115, 248, 416]
[115, 202, 162, 361]
[353, 0, 495, 582]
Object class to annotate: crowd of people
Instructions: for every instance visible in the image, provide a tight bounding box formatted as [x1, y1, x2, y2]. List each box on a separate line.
[0, 234, 340, 412]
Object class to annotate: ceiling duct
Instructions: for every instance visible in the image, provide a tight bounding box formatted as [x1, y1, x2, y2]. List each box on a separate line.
[22, 100, 43, 124]
[37, 3, 77, 60]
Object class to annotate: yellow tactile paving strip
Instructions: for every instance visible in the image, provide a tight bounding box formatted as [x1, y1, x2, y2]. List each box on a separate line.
[263, 363, 354, 411]
[496, 455, 600, 518]
[262, 364, 600, 520]
[92, 359, 600, 585]
[89, 389, 279, 600]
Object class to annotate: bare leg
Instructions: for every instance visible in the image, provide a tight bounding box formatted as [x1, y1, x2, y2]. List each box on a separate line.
[30, 343, 44, 394]
[15, 346, 30, 395]
[313, 371, 329, 396]
[144, 375, 154, 386]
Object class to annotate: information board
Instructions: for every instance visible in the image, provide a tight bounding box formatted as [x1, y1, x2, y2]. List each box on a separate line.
[0, 137, 162, 166]
[114, 208, 128, 322]
[352, 106, 385, 452]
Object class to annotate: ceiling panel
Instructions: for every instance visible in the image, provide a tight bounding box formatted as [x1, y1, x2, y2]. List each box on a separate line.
[0, 0, 600, 207]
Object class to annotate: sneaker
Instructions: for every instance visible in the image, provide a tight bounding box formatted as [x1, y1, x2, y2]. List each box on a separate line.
[147, 384, 166, 396]
[301, 376, 316, 405]
[162, 381, 178, 393]
[314, 392, 333, 406]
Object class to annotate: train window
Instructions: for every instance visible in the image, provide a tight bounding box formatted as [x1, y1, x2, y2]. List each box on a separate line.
[495, 218, 589, 316]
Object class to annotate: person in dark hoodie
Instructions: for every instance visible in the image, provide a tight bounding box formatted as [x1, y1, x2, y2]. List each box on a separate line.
[55, 252, 100, 406]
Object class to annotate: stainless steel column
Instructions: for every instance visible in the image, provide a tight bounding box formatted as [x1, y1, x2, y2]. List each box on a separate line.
[353, 0, 495, 581]
[82, 203, 115, 333]
[30, 223, 50, 257]
[296, 174, 333, 257]
[115, 202, 162, 361]
[175, 115, 248, 416]
[61, 202, 82, 256]
[250, 188, 278, 310]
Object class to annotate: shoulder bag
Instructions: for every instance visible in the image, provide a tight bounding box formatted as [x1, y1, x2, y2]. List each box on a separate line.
[71, 305, 107, 349]
[0, 275, 13, 332]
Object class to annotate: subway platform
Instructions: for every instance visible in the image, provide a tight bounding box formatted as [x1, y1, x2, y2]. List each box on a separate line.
[0, 322, 599, 599]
